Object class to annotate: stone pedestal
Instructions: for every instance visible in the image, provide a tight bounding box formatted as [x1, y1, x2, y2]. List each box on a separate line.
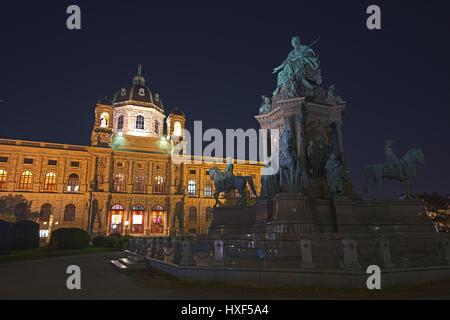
[376, 238, 395, 269]
[207, 206, 256, 236]
[300, 239, 315, 269]
[213, 240, 225, 266]
[181, 239, 196, 266]
[341, 238, 361, 270]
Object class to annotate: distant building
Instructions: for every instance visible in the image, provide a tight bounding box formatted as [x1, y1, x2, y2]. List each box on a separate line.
[0, 67, 261, 239]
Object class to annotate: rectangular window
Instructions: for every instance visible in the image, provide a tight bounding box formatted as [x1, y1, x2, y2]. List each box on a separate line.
[39, 230, 49, 238]
[205, 171, 209, 175]
[189, 229, 196, 234]
[0, 157, 7, 163]
[189, 170, 196, 174]
[70, 161, 80, 167]
[24, 158, 33, 164]
[48, 160, 57, 166]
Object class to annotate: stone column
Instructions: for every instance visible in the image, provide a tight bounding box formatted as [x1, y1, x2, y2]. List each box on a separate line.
[300, 239, 315, 269]
[341, 237, 361, 270]
[181, 238, 196, 266]
[213, 239, 225, 266]
[376, 238, 395, 269]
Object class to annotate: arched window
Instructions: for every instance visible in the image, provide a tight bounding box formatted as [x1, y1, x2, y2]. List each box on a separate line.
[154, 176, 164, 193]
[204, 181, 212, 197]
[205, 207, 213, 222]
[188, 180, 197, 196]
[14, 203, 27, 219]
[0, 169, 6, 189]
[117, 115, 124, 130]
[154, 121, 160, 135]
[110, 204, 124, 234]
[114, 173, 125, 192]
[63, 204, 76, 221]
[136, 115, 145, 130]
[40, 203, 52, 222]
[131, 204, 145, 234]
[173, 121, 181, 136]
[188, 207, 197, 223]
[135, 175, 144, 193]
[19, 171, 32, 189]
[151, 205, 164, 233]
[100, 112, 109, 128]
[67, 173, 80, 192]
[43, 172, 57, 191]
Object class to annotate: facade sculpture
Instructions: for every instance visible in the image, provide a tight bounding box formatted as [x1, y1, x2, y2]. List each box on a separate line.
[325, 153, 344, 197]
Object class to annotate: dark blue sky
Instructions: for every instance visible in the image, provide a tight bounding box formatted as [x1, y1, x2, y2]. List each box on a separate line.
[1, 0, 449, 197]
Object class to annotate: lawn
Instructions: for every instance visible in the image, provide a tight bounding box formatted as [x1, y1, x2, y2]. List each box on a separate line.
[0, 246, 119, 263]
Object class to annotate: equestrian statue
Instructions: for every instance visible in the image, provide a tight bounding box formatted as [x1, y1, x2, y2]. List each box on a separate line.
[364, 140, 425, 199]
[209, 162, 257, 208]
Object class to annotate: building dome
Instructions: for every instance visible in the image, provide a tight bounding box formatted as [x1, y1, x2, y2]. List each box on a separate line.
[112, 65, 164, 111]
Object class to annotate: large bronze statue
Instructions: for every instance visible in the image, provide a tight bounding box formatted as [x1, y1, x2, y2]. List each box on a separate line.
[260, 160, 279, 199]
[209, 167, 257, 207]
[325, 153, 344, 197]
[364, 142, 425, 199]
[279, 124, 301, 192]
[272, 36, 322, 99]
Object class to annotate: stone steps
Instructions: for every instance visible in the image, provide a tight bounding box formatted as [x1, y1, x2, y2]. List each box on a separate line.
[110, 251, 147, 271]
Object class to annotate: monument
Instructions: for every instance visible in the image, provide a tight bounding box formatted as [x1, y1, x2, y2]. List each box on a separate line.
[206, 35, 446, 273]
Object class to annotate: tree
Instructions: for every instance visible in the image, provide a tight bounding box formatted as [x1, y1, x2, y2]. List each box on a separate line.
[0, 194, 39, 222]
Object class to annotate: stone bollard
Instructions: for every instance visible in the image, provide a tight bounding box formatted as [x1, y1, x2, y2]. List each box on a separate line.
[341, 237, 362, 270]
[438, 238, 450, 265]
[181, 238, 196, 266]
[173, 238, 182, 265]
[376, 238, 395, 269]
[300, 239, 315, 269]
[150, 237, 157, 258]
[213, 239, 225, 266]
[156, 237, 164, 260]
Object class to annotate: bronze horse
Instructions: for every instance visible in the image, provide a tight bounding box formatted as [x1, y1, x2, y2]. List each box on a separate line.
[209, 167, 257, 207]
[364, 148, 425, 199]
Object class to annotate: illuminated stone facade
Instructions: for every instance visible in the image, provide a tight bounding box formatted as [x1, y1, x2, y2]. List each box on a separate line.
[0, 67, 261, 238]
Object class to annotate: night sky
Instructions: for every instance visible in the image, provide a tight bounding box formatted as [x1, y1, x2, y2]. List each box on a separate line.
[1, 1, 449, 198]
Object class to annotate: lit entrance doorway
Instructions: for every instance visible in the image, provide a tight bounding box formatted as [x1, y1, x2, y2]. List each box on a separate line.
[150, 205, 164, 234]
[130, 204, 145, 234]
[109, 204, 124, 234]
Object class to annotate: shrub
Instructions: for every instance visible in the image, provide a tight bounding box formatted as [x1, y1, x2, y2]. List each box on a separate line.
[0, 220, 11, 255]
[92, 235, 108, 247]
[49, 228, 90, 250]
[11, 220, 39, 250]
[106, 233, 122, 248]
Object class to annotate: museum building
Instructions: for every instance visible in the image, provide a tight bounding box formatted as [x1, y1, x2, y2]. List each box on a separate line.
[0, 67, 261, 238]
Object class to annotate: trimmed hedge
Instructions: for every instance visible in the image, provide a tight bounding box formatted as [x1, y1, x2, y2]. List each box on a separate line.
[106, 233, 133, 249]
[49, 228, 90, 250]
[0, 220, 11, 255]
[11, 220, 39, 250]
[92, 235, 108, 247]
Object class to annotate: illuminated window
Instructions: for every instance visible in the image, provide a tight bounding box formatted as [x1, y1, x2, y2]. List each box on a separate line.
[154, 176, 164, 193]
[100, 112, 109, 128]
[114, 173, 126, 192]
[235, 189, 241, 198]
[204, 182, 212, 197]
[136, 115, 145, 130]
[173, 121, 181, 136]
[109, 204, 124, 234]
[67, 173, 80, 192]
[63, 204, 76, 221]
[43, 172, 57, 191]
[14, 203, 27, 219]
[39, 203, 52, 222]
[131, 204, 145, 234]
[151, 205, 164, 233]
[188, 180, 197, 196]
[39, 230, 49, 238]
[135, 175, 144, 193]
[117, 115, 124, 130]
[19, 171, 32, 189]
[250, 188, 257, 198]
[0, 169, 6, 189]
[205, 207, 213, 222]
[188, 207, 197, 223]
